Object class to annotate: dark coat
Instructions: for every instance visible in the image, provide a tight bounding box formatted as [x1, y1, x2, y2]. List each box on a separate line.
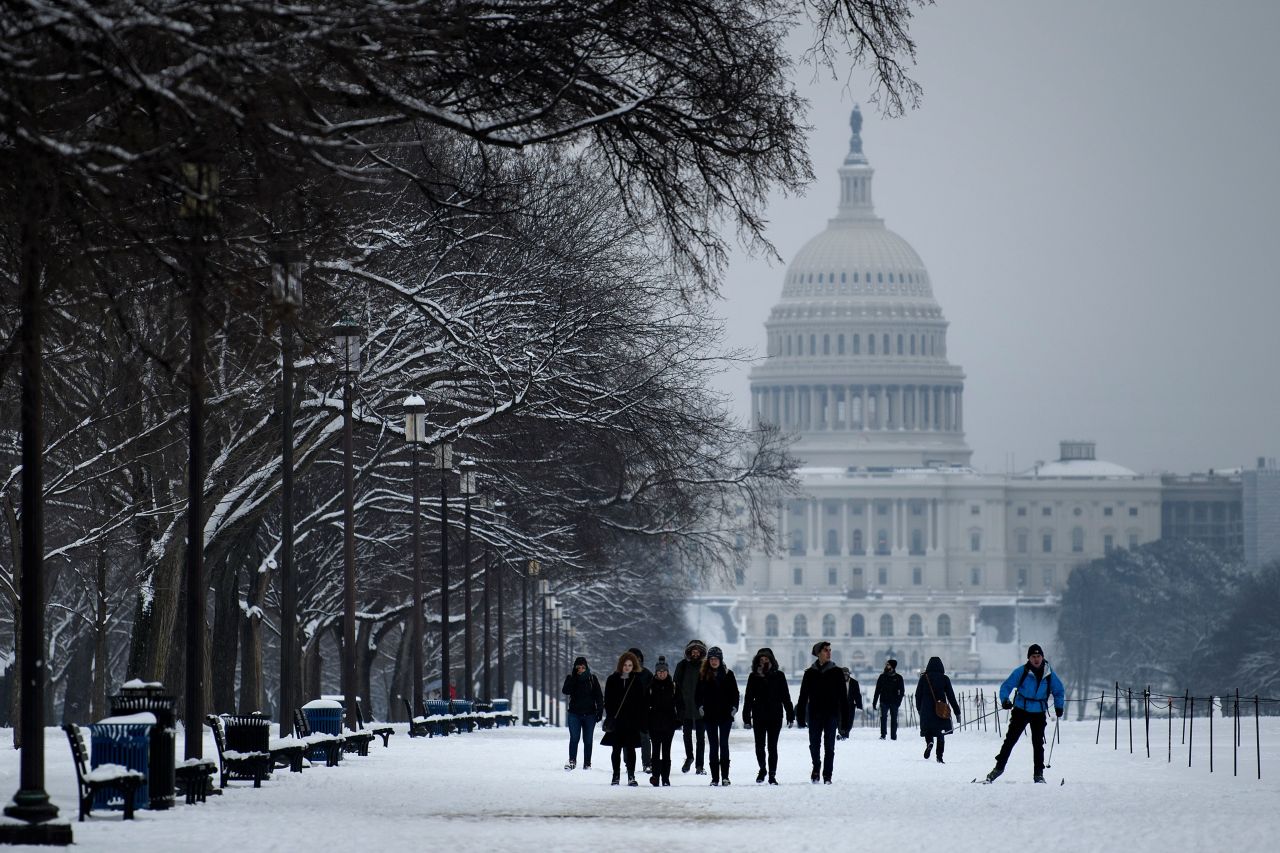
[847, 678, 863, 716]
[873, 668, 905, 708]
[562, 668, 603, 717]
[915, 657, 961, 738]
[646, 676, 680, 738]
[673, 639, 706, 722]
[742, 648, 794, 728]
[601, 671, 645, 748]
[694, 665, 740, 724]
[796, 660, 851, 730]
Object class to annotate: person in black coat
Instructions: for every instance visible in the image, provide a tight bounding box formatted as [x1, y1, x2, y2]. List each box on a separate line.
[645, 656, 679, 786]
[694, 646, 739, 786]
[628, 647, 654, 773]
[915, 656, 962, 763]
[742, 647, 793, 784]
[601, 650, 646, 786]
[838, 667, 863, 739]
[795, 641, 851, 784]
[561, 655, 604, 770]
[673, 639, 707, 774]
[872, 658, 905, 740]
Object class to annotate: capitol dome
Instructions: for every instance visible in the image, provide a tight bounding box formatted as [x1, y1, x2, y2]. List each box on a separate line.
[748, 107, 972, 469]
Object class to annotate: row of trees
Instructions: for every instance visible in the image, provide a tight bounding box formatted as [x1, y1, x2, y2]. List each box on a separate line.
[0, 2, 929, 726]
[1058, 541, 1280, 711]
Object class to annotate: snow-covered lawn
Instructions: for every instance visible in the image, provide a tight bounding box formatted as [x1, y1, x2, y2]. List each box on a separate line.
[0, 717, 1276, 851]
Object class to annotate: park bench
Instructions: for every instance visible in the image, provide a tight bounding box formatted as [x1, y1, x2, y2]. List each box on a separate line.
[174, 758, 216, 804]
[205, 715, 272, 788]
[292, 708, 343, 766]
[63, 723, 145, 821]
[268, 734, 306, 773]
[355, 702, 395, 747]
[401, 699, 433, 738]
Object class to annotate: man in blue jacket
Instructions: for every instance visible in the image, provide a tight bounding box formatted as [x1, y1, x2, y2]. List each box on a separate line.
[985, 643, 1065, 783]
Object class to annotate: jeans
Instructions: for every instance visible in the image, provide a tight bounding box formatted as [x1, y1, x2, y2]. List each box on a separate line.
[808, 715, 838, 779]
[995, 707, 1047, 774]
[639, 730, 652, 769]
[566, 712, 597, 764]
[652, 729, 675, 780]
[706, 719, 732, 780]
[681, 720, 706, 768]
[610, 744, 636, 777]
[753, 720, 782, 775]
[879, 703, 899, 738]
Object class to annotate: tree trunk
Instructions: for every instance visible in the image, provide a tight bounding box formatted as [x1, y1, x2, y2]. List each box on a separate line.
[61, 631, 95, 724]
[91, 548, 109, 720]
[126, 539, 183, 683]
[210, 557, 241, 713]
[4, 490, 21, 747]
[238, 563, 270, 714]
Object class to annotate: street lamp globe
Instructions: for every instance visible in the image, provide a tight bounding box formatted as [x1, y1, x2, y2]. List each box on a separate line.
[269, 247, 305, 307]
[329, 317, 363, 375]
[403, 395, 427, 444]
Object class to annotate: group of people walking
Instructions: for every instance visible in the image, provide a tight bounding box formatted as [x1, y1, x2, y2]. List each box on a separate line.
[562, 639, 1064, 787]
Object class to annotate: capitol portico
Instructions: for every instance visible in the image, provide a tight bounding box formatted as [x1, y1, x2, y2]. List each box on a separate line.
[701, 108, 1165, 679]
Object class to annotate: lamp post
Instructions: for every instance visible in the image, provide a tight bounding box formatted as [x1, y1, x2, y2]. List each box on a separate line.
[522, 561, 540, 722]
[552, 605, 562, 727]
[182, 158, 218, 762]
[479, 498, 496, 702]
[330, 317, 362, 732]
[403, 396, 428, 719]
[431, 441, 454, 706]
[458, 459, 478, 700]
[496, 545, 507, 702]
[271, 247, 304, 739]
[540, 586, 554, 725]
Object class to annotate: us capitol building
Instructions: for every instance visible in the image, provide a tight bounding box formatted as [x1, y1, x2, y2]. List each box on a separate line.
[699, 107, 1200, 679]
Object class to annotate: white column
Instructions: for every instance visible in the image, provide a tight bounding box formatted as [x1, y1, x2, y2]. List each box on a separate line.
[860, 386, 869, 430]
[807, 386, 817, 430]
[955, 389, 963, 431]
[805, 499, 815, 554]
[841, 500, 850, 556]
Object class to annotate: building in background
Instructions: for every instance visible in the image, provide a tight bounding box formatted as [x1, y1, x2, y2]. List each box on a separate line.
[1243, 457, 1280, 570]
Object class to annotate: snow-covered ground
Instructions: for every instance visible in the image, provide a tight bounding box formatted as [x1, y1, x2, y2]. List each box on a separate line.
[0, 716, 1276, 851]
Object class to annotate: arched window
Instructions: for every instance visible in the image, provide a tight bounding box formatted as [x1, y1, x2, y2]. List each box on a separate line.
[841, 272, 847, 283]
[1072, 527, 1085, 553]
[910, 651, 920, 669]
[809, 335, 816, 355]
[882, 334, 890, 355]
[822, 614, 836, 636]
[911, 529, 924, 555]
[876, 528, 890, 556]
[765, 614, 778, 637]
[851, 614, 865, 637]
[793, 614, 808, 637]
[825, 529, 839, 555]
[908, 614, 923, 636]
[853, 333, 860, 354]
[837, 334, 845, 355]
[869, 335, 876, 355]
[789, 529, 804, 556]
[823, 334, 830, 355]
[852, 529, 864, 555]
[880, 614, 894, 637]
[897, 334, 904, 354]
[937, 614, 952, 637]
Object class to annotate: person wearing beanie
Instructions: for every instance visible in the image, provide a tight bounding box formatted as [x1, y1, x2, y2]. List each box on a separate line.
[872, 658, 905, 740]
[985, 644, 1066, 783]
[602, 650, 646, 786]
[627, 647, 655, 773]
[742, 647, 793, 784]
[645, 656, 679, 786]
[914, 656, 961, 764]
[795, 640, 850, 784]
[694, 646, 739, 786]
[673, 639, 708, 774]
[562, 656, 604, 770]
[837, 667, 863, 739]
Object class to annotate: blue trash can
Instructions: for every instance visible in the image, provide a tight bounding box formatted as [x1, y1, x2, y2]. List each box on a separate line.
[89, 717, 153, 812]
[492, 698, 511, 726]
[301, 699, 343, 762]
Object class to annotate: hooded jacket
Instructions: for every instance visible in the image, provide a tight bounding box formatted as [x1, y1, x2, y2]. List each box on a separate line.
[646, 674, 680, 737]
[914, 656, 961, 737]
[742, 647, 794, 728]
[562, 662, 604, 717]
[796, 659, 851, 729]
[999, 659, 1066, 713]
[694, 662, 740, 724]
[873, 665, 905, 709]
[673, 639, 707, 722]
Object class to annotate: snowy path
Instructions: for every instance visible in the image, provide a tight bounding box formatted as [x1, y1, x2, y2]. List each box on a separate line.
[1, 719, 1277, 851]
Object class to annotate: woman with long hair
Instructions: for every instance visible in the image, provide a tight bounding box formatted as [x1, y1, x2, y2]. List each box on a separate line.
[601, 650, 645, 785]
[694, 646, 739, 786]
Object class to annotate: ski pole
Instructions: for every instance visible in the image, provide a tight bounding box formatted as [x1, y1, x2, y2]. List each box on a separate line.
[1045, 715, 1060, 769]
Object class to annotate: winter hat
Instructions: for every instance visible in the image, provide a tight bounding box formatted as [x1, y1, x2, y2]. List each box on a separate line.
[1027, 644, 1044, 659]
[627, 647, 645, 665]
[685, 639, 707, 658]
[886, 658, 898, 669]
[811, 641, 830, 657]
[706, 646, 723, 661]
[654, 656, 669, 674]
[573, 656, 588, 669]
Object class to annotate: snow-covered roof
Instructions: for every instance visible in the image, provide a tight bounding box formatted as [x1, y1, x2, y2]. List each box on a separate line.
[1019, 459, 1139, 479]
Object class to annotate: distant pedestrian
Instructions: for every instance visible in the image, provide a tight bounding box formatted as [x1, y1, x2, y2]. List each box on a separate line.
[628, 647, 654, 773]
[914, 656, 961, 764]
[646, 656, 679, 786]
[795, 641, 851, 784]
[694, 646, 739, 786]
[838, 667, 863, 739]
[872, 659, 905, 740]
[601, 650, 645, 786]
[985, 644, 1065, 784]
[742, 647, 793, 784]
[673, 638, 708, 774]
[561, 656, 603, 770]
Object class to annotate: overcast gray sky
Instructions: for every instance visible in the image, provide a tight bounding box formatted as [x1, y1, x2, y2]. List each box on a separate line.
[714, 0, 1280, 475]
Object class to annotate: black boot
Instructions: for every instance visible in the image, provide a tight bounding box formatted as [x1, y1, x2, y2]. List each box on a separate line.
[661, 759, 671, 786]
[810, 764, 820, 784]
[936, 741, 945, 764]
[720, 758, 730, 786]
[985, 764, 1004, 783]
[611, 772, 620, 786]
[756, 767, 767, 784]
[923, 742, 932, 759]
[767, 774, 778, 785]
[682, 756, 693, 773]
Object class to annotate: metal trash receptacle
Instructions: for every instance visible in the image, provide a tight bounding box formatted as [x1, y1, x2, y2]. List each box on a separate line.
[301, 699, 343, 762]
[222, 713, 271, 753]
[90, 715, 153, 812]
[109, 682, 177, 809]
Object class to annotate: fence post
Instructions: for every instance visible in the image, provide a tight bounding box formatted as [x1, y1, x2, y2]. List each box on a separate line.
[1143, 687, 1150, 759]
[1188, 695, 1194, 768]
[1255, 695, 1261, 781]
[1181, 689, 1188, 745]
[1208, 695, 1214, 773]
[1127, 686, 1133, 754]
[1113, 682, 1120, 751]
[1095, 691, 1104, 745]
[1167, 695, 1172, 763]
